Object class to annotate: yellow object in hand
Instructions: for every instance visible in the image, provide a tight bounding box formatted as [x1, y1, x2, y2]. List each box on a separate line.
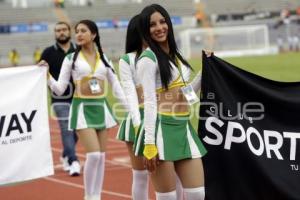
[143, 144, 158, 160]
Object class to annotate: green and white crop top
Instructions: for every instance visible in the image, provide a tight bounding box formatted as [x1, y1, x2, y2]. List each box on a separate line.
[137, 48, 202, 145]
[118, 52, 141, 127]
[48, 51, 128, 110]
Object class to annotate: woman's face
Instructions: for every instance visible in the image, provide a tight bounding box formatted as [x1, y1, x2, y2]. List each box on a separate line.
[75, 23, 95, 46]
[149, 11, 168, 44]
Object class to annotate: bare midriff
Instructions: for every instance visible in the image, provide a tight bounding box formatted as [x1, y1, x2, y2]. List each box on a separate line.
[137, 85, 189, 114]
[74, 77, 105, 98]
[157, 86, 189, 114]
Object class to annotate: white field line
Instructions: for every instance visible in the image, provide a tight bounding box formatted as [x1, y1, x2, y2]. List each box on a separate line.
[43, 177, 132, 199]
[51, 147, 131, 168]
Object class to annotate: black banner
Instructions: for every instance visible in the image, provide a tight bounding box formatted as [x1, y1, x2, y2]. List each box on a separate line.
[199, 53, 300, 200]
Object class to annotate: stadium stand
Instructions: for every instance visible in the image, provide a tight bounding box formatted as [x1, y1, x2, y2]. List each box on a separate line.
[202, 0, 298, 15]
[0, 32, 53, 66]
[0, 0, 299, 66]
[65, 0, 195, 23]
[0, 5, 56, 24]
[0, 0, 196, 66]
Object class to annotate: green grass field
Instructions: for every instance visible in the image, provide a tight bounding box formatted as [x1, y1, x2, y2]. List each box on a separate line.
[187, 52, 300, 127]
[189, 52, 300, 81]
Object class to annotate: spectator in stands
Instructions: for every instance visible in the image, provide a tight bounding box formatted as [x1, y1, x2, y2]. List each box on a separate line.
[59, 0, 65, 8]
[8, 48, 20, 66]
[280, 8, 290, 20]
[40, 19, 128, 200]
[281, 8, 291, 25]
[112, 17, 119, 29]
[135, 4, 206, 200]
[195, 9, 204, 27]
[40, 21, 80, 177]
[54, 0, 65, 8]
[33, 47, 42, 64]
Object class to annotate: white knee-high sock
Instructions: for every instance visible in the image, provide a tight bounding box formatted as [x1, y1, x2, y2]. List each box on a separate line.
[175, 175, 183, 200]
[84, 152, 105, 200]
[132, 169, 149, 200]
[184, 187, 205, 200]
[156, 190, 177, 200]
[93, 152, 105, 197]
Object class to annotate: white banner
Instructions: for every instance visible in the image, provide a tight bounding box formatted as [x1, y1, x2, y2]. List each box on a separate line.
[0, 66, 54, 186]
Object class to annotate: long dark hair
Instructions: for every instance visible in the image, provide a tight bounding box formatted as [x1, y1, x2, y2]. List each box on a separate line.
[72, 19, 114, 72]
[125, 14, 143, 64]
[139, 4, 191, 89]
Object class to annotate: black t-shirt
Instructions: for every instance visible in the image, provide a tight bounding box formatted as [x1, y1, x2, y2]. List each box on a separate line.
[41, 43, 76, 104]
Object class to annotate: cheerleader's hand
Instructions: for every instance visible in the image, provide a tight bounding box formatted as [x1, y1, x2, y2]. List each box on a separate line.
[143, 144, 159, 172]
[37, 60, 49, 68]
[203, 50, 213, 57]
[37, 60, 50, 79]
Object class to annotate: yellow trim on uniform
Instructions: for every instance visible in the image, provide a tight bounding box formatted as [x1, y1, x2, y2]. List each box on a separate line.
[73, 76, 106, 99]
[79, 51, 101, 74]
[73, 76, 105, 84]
[156, 71, 185, 93]
[156, 82, 185, 93]
[172, 74, 181, 84]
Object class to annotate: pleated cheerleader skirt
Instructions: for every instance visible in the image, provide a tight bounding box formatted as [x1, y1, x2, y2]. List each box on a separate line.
[134, 113, 207, 161]
[69, 97, 117, 130]
[116, 108, 144, 143]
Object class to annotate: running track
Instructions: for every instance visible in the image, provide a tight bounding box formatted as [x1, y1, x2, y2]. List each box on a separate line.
[0, 118, 155, 200]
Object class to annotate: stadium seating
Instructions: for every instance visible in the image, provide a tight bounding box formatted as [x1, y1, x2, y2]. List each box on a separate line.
[202, 0, 298, 15]
[65, 0, 195, 23]
[0, 0, 298, 66]
[0, 32, 53, 66]
[0, 5, 56, 24]
[0, 0, 195, 66]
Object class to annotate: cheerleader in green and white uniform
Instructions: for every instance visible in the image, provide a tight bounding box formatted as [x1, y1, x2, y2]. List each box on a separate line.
[46, 20, 128, 200]
[116, 15, 143, 144]
[115, 15, 149, 200]
[135, 4, 207, 200]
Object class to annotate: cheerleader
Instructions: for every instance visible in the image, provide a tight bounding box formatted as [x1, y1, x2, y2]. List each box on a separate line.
[135, 4, 206, 200]
[42, 19, 128, 200]
[116, 14, 149, 200]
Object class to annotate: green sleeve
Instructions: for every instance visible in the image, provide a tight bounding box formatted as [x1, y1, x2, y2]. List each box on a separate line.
[120, 54, 130, 65]
[138, 49, 157, 63]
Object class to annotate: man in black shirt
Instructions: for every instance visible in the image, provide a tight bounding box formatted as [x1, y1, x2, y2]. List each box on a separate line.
[41, 21, 80, 176]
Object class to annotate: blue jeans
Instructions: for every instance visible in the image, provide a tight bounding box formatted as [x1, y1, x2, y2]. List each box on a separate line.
[53, 103, 78, 164]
